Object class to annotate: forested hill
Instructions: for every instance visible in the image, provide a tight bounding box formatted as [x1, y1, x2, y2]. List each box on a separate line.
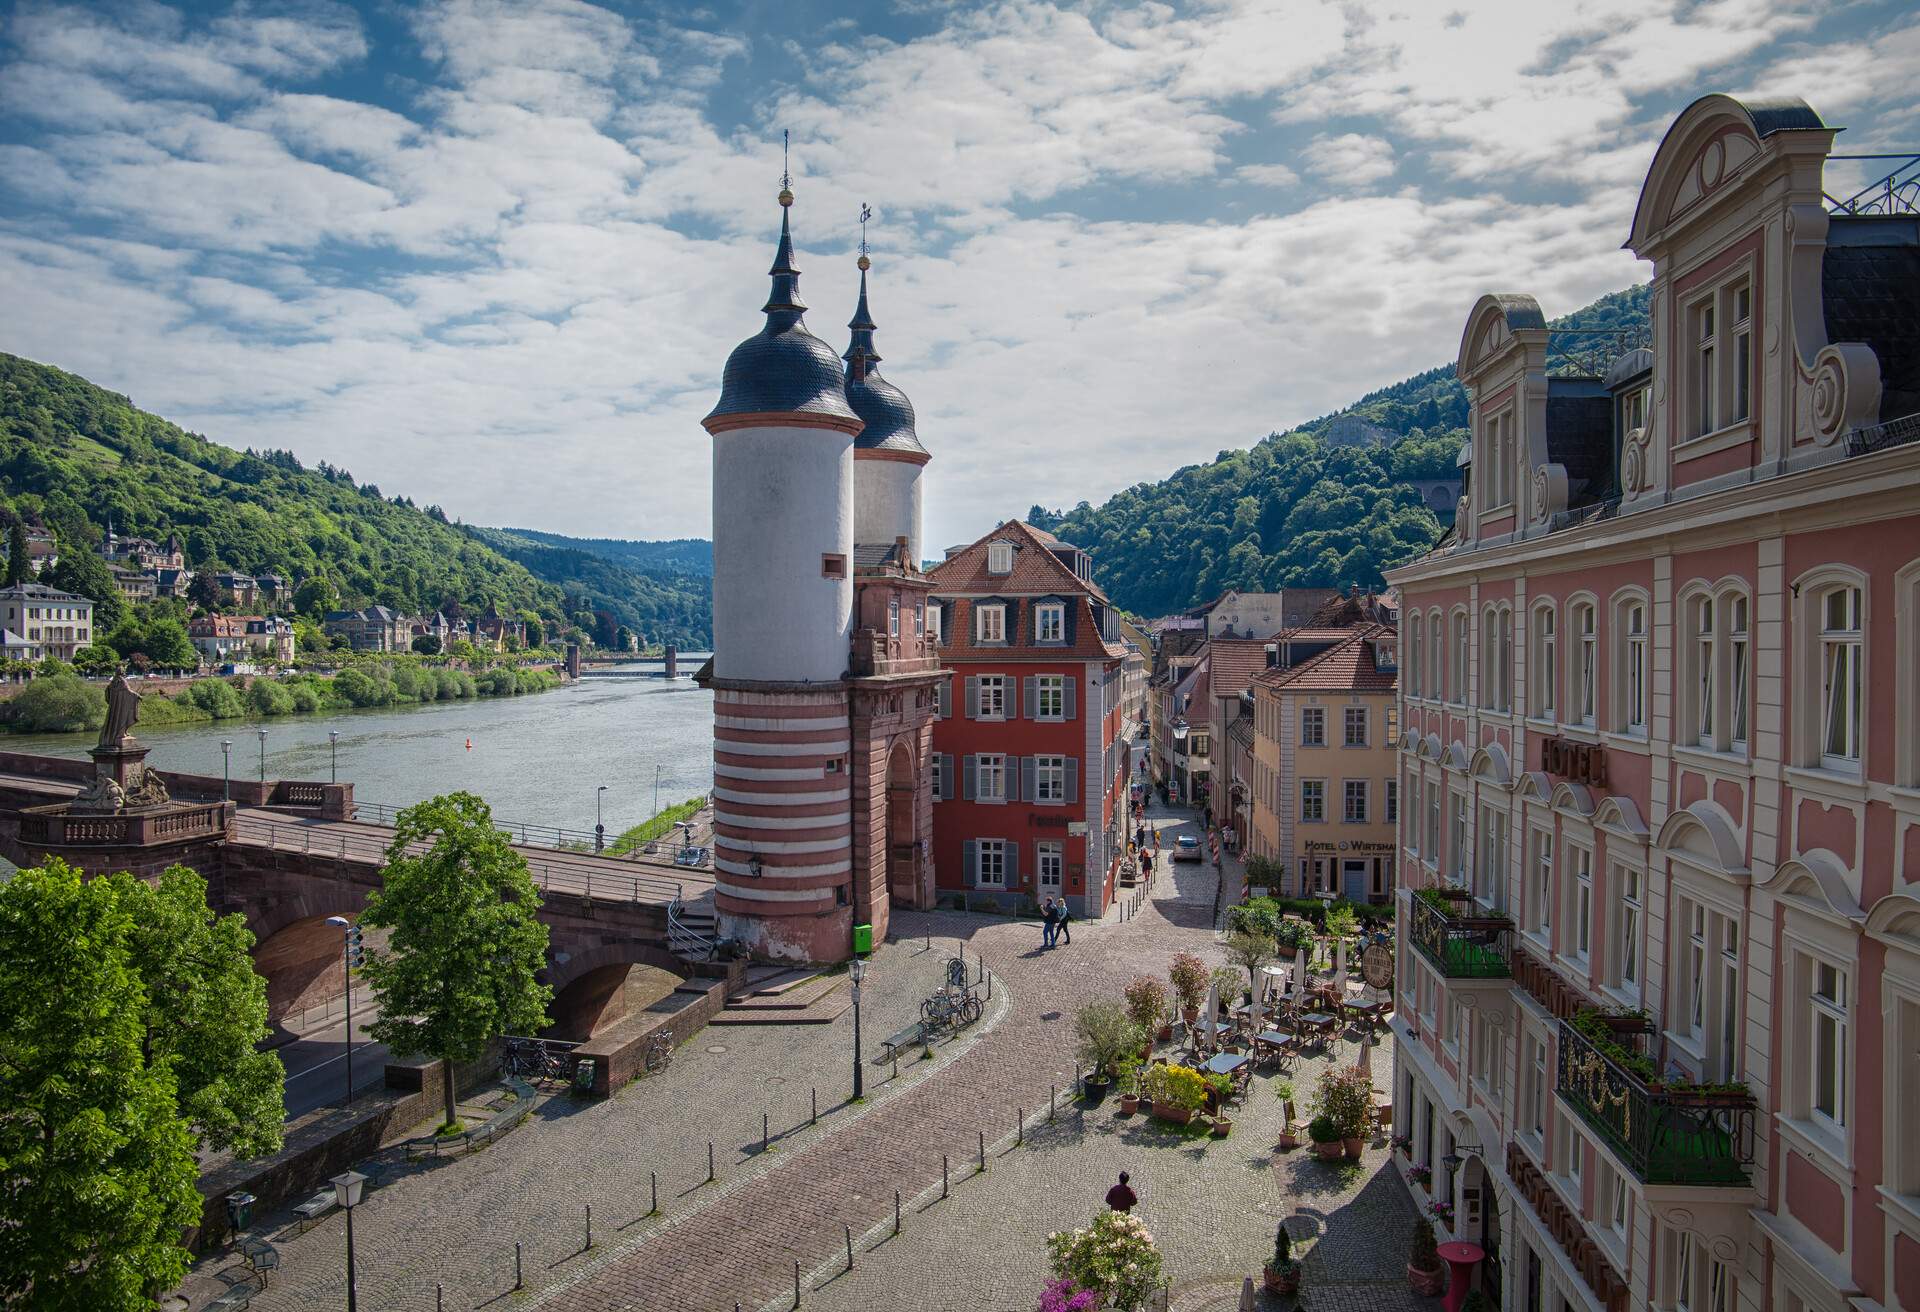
[0, 353, 564, 619]
[463, 527, 712, 647]
[1033, 284, 1650, 617]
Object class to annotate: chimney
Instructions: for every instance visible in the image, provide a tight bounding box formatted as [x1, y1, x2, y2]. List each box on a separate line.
[1264, 644, 1277, 668]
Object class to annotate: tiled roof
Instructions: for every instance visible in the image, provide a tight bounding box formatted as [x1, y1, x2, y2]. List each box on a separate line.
[0, 583, 88, 603]
[1205, 638, 1278, 699]
[928, 520, 1107, 602]
[1824, 227, 1920, 421]
[937, 594, 1125, 663]
[1256, 624, 1398, 693]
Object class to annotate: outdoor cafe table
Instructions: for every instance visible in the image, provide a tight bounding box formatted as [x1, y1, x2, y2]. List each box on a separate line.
[1201, 1050, 1251, 1076]
[1295, 1012, 1340, 1047]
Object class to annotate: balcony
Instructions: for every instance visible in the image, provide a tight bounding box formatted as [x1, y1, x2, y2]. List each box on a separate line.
[1555, 1016, 1756, 1187]
[1409, 888, 1512, 979]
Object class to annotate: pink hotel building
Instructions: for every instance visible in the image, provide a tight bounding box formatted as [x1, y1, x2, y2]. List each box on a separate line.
[1387, 95, 1920, 1312]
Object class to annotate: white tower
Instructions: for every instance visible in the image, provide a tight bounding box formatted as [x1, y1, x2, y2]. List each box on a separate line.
[700, 181, 865, 962]
[844, 249, 929, 564]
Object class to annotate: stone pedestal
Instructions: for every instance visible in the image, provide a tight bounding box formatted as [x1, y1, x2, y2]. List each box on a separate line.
[76, 739, 171, 813]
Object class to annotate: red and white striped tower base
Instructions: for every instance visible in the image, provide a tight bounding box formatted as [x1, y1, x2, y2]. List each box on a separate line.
[710, 686, 855, 962]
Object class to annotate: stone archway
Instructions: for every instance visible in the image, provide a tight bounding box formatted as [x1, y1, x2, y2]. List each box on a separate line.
[886, 739, 918, 908]
[543, 943, 690, 1042]
[253, 912, 360, 1034]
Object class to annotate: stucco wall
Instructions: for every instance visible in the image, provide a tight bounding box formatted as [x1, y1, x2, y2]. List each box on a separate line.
[853, 454, 924, 564]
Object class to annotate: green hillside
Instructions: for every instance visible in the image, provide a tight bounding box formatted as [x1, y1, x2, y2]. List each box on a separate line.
[1036, 284, 1651, 616]
[463, 527, 712, 648]
[0, 352, 565, 622]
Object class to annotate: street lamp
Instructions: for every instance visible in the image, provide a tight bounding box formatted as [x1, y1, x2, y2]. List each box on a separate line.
[325, 916, 364, 1105]
[329, 730, 339, 784]
[220, 739, 232, 802]
[256, 727, 268, 783]
[595, 784, 608, 852]
[653, 763, 662, 816]
[848, 957, 867, 1101]
[330, 1169, 367, 1312]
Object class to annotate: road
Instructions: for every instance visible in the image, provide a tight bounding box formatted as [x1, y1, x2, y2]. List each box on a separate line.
[275, 989, 392, 1119]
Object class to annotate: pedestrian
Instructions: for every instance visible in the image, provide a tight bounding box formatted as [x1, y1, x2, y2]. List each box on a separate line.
[1057, 898, 1072, 946]
[1040, 896, 1058, 949]
[1105, 1171, 1137, 1213]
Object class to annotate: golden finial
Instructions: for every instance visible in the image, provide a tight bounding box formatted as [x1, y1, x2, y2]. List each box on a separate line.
[858, 203, 872, 270]
[778, 129, 793, 207]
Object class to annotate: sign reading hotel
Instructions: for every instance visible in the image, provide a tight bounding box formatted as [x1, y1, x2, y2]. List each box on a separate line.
[1540, 736, 1608, 787]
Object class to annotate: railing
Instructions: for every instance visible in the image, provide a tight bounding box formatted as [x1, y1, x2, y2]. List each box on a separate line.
[1409, 893, 1513, 979]
[1825, 153, 1920, 216]
[1846, 410, 1920, 459]
[350, 798, 701, 861]
[1511, 945, 1588, 1021]
[667, 893, 717, 961]
[1555, 1019, 1756, 1186]
[1547, 326, 1651, 378]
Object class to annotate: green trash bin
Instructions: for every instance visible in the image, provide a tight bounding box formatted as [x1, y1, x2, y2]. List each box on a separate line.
[572, 1057, 597, 1095]
[853, 923, 873, 955]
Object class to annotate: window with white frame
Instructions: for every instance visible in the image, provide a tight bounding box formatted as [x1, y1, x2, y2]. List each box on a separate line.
[1302, 706, 1326, 746]
[1668, 1229, 1735, 1312]
[1693, 296, 1718, 436]
[1684, 900, 1709, 1040]
[915, 596, 925, 633]
[977, 603, 1006, 643]
[928, 602, 942, 642]
[1810, 957, 1848, 1129]
[1683, 589, 1752, 754]
[888, 596, 900, 637]
[1555, 1108, 1583, 1190]
[976, 838, 1006, 885]
[1528, 828, 1553, 941]
[1036, 602, 1064, 643]
[1729, 595, 1749, 748]
[977, 753, 1007, 802]
[1451, 610, 1469, 703]
[1617, 597, 1647, 733]
[1425, 782, 1440, 865]
[1036, 674, 1065, 719]
[1301, 780, 1325, 823]
[1343, 780, 1367, 823]
[1037, 842, 1063, 889]
[1386, 779, 1398, 824]
[1819, 584, 1863, 770]
[1482, 409, 1515, 511]
[1614, 865, 1642, 1000]
[1034, 754, 1066, 803]
[1532, 603, 1556, 720]
[977, 674, 1008, 719]
[1890, 989, 1920, 1198]
[1523, 1029, 1548, 1141]
[1472, 1017, 1504, 1095]
[1482, 605, 1512, 711]
[986, 540, 1014, 574]
[1448, 791, 1467, 881]
[1603, 1162, 1631, 1244]
[1567, 845, 1592, 964]
[1477, 804, 1509, 913]
[931, 753, 944, 798]
[1718, 920, 1741, 1080]
[1693, 594, 1717, 746]
[1410, 621, 1424, 698]
[1343, 705, 1367, 746]
[1574, 601, 1597, 726]
[1428, 611, 1444, 701]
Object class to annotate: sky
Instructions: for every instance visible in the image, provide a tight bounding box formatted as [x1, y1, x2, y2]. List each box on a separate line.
[4, 1, 1918, 551]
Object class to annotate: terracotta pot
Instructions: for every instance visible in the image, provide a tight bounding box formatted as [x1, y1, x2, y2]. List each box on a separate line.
[1343, 1136, 1364, 1158]
[1118, 1094, 1140, 1114]
[1139, 1043, 1154, 1061]
[1408, 1263, 1446, 1297]
[1277, 1131, 1300, 1150]
[1211, 1117, 1232, 1138]
[1152, 1101, 1195, 1125]
[1264, 1264, 1301, 1297]
[1312, 1139, 1344, 1160]
[1156, 1022, 1174, 1041]
[1182, 1006, 1200, 1024]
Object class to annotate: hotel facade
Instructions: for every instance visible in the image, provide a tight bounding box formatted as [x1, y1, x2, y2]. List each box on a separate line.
[1386, 95, 1920, 1312]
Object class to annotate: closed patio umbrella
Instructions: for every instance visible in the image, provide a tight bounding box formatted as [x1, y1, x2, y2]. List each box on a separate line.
[1293, 945, 1308, 1006]
[1355, 1024, 1373, 1078]
[1335, 937, 1349, 998]
[1201, 981, 1218, 1049]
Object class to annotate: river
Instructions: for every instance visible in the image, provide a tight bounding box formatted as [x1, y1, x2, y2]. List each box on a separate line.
[8, 661, 716, 835]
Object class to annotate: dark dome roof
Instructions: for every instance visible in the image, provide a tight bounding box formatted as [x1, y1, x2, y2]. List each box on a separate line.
[705, 205, 858, 427]
[843, 266, 926, 456]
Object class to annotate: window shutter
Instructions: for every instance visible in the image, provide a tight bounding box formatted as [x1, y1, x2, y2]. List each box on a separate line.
[1024, 676, 1039, 719]
[1065, 756, 1079, 804]
[1022, 756, 1038, 804]
[936, 678, 950, 718]
[1005, 756, 1022, 802]
[964, 839, 978, 887]
[940, 753, 955, 801]
[1005, 842, 1020, 887]
[965, 676, 979, 719]
[963, 755, 977, 801]
[1004, 677, 1018, 720]
[1063, 677, 1077, 721]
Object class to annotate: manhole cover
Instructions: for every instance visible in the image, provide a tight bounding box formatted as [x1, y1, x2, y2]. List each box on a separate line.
[705, 1045, 729, 1054]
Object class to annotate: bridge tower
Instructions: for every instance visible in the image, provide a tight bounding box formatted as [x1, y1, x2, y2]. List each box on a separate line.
[701, 180, 863, 962]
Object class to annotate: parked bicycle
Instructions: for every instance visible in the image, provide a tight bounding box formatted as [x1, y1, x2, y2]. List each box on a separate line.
[643, 1028, 676, 1075]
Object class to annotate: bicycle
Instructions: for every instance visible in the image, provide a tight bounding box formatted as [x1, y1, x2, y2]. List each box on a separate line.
[643, 1028, 676, 1075]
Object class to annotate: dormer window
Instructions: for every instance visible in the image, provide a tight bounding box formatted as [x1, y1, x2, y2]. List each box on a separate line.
[1036, 602, 1064, 644]
[987, 541, 1014, 575]
[977, 603, 1006, 643]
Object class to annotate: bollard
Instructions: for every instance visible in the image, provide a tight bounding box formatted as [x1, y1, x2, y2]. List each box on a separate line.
[942, 1154, 949, 1198]
[1050, 1084, 1056, 1121]
[515, 1241, 523, 1290]
[1018, 1108, 1025, 1146]
[986, 970, 992, 1000]
[437, 1284, 443, 1312]
[651, 1170, 658, 1216]
[585, 1203, 593, 1250]
[895, 1189, 901, 1235]
[978, 1129, 985, 1173]
[892, 1054, 899, 1081]
[811, 1087, 818, 1125]
[926, 930, 931, 950]
[763, 1112, 770, 1153]
[794, 1259, 801, 1309]
[846, 1223, 854, 1270]
[708, 1140, 715, 1183]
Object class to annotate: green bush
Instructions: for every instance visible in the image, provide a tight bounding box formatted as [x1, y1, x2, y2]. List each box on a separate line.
[476, 668, 517, 697]
[136, 693, 211, 727]
[6, 673, 104, 732]
[1224, 895, 1280, 940]
[287, 682, 321, 713]
[333, 668, 388, 708]
[186, 678, 245, 719]
[247, 679, 294, 717]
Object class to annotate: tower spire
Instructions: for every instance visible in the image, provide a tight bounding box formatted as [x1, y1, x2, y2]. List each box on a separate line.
[764, 130, 804, 326]
[845, 203, 880, 381]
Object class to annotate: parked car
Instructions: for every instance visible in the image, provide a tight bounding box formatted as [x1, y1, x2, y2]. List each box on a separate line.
[1172, 834, 1202, 862]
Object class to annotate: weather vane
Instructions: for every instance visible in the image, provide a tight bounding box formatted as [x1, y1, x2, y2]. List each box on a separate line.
[782, 129, 791, 190]
[858, 203, 872, 269]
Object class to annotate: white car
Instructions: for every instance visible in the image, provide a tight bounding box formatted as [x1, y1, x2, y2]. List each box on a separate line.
[1172, 834, 1203, 862]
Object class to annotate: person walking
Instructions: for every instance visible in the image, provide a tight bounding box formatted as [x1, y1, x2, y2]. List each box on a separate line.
[1056, 898, 1072, 946]
[1040, 896, 1058, 949]
[1105, 1172, 1137, 1213]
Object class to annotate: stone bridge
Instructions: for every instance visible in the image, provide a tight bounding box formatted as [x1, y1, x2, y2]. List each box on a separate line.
[0, 750, 723, 1044]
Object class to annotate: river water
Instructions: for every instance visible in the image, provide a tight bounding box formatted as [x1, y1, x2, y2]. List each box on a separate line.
[8, 662, 716, 835]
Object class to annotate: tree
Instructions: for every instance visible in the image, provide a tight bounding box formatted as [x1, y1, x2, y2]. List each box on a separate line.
[186, 571, 223, 612]
[109, 867, 285, 1158]
[4, 520, 27, 586]
[0, 861, 201, 1310]
[1224, 930, 1276, 999]
[292, 575, 337, 617]
[45, 542, 128, 631]
[411, 633, 441, 655]
[140, 617, 196, 669]
[361, 793, 552, 1129]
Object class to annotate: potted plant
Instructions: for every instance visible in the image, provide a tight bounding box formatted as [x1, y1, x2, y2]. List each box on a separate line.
[1202, 1071, 1233, 1115]
[1143, 1063, 1207, 1125]
[1169, 952, 1208, 1023]
[1116, 1059, 1142, 1115]
[1460, 1292, 1495, 1312]
[1124, 976, 1168, 1057]
[1407, 1163, 1432, 1187]
[1075, 1001, 1144, 1102]
[1047, 1210, 1164, 1312]
[1307, 1114, 1343, 1160]
[1274, 1081, 1300, 1150]
[1211, 1108, 1233, 1137]
[1312, 1065, 1374, 1159]
[1390, 1132, 1413, 1157]
[1263, 1221, 1302, 1297]
[1209, 966, 1242, 1013]
[1037, 1279, 1100, 1312]
[1407, 1217, 1446, 1296]
[1428, 1198, 1456, 1229]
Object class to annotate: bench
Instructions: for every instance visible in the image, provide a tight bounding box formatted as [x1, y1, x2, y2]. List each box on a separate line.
[403, 1079, 536, 1160]
[237, 1237, 279, 1284]
[206, 1269, 263, 1310]
[880, 1022, 927, 1062]
[291, 1192, 336, 1233]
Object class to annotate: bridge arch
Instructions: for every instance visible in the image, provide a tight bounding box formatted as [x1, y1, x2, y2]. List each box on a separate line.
[542, 943, 691, 1042]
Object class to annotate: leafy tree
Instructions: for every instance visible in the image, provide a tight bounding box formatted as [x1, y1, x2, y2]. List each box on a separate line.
[411, 634, 441, 655]
[292, 576, 337, 617]
[44, 540, 128, 631]
[0, 862, 201, 1309]
[72, 642, 120, 675]
[361, 793, 552, 1130]
[140, 617, 195, 669]
[186, 571, 223, 612]
[4, 520, 27, 585]
[108, 866, 284, 1158]
[4, 672, 104, 732]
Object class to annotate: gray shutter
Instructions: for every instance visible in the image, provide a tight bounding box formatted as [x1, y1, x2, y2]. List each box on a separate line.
[1065, 756, 1079, 804]
[1005, 842, 1020, 887]
[965, 676, 979, 720]
[1063, 677, 1077, 721]
[936, 678, 950, 718]
[941, 753, 955, 801]
[1022, 756, 1038, 804]
[1004, 676, 1018, 720]
[963, 839, 978, 887]
[963, 754, 977, 801]
[1006, 756, 1022, 802]
[1024, 676, 1039, 719]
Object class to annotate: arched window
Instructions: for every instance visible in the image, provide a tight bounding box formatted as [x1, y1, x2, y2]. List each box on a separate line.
[1679, 583, 1751, 754]
[1819, 584, 1863, 769]
[1481, 604, 1512, 712]
[1571, 599, 1597, 727]
[1451, 609, 1470, 705]
[1610, 591, 1648, 735]
[1428, 610, 1444, 701]
[1530, 601, 1557, 722]
[1409, 617, 1424, 699]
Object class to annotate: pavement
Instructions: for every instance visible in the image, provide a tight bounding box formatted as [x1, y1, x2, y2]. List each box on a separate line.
[179, 795, 1433, 1312]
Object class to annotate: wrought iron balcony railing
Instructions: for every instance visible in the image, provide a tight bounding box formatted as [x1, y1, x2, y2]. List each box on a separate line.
[1410, 891, 1513, 979]
[1555, 1018, 1756, 1187]
[1825, 153, 1920, 217]
[1846, 411, 1920, 459]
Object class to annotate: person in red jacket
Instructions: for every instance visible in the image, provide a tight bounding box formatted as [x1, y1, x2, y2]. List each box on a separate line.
[1104, 1171, 1137, 1213]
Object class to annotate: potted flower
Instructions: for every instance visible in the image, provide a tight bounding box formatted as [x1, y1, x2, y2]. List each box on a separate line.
[1262, 1221, 1301, 1297]
[1407, 1163, 1432, 1187]
[1169, 952, 1208, 1023]
[1306, 1114, 1343, 1160]
[1075, 1001, 1145, 1103]
[1124, 976, 1168, 1058]
[1274, 1081, 1300, 1150]
[1115, 1059, 1142, 1115]
[1407, 1217, 1446, 1296]
[1390, 1132, 1413, 1156]
[1047, 1209, 1165, 1312]
[1312, 1065, 1374, 1159]
[1428, 1198, 1456, 1228]
[1144, 1063, 1207, 1125]
[1037, 1279, 1100, 1312]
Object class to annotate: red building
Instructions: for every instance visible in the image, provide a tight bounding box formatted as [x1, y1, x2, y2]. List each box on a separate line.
[928, 521, 1133, 919]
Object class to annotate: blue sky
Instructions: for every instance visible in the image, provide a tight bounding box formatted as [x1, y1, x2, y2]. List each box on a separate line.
[3, 0, 1917, 549]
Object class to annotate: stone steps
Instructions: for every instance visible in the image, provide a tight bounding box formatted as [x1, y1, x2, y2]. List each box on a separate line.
[713, 972, 850, 1025]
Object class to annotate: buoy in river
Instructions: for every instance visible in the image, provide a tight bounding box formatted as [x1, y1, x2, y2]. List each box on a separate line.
[465, 738, 473, 751]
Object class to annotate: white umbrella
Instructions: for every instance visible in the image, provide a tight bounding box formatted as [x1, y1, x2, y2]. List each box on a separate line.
[1249, 980, 1263, 1039]
[1335, 937, 1349, 998]
[1201, 980, 1218, 1049]
[1356, 1024, 1374, 1077]
[1293, 945, 1308, 1006]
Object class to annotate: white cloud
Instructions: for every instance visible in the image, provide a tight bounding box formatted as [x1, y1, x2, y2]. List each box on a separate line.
[1299, 133, 1397, 186]
[1235, 162, 1299, 187]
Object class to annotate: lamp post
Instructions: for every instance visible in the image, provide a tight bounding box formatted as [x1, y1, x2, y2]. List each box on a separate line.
[329, 730, 339, 784]
[596, 784, 608, 852]
[221, 739, 232, 802]
[325, 916, 364, 1105]
[653, 763, 662, 817]
[256, 727, 267, 783]
[848, 957, 867, 1101]
[331, 1169, 367, 1312]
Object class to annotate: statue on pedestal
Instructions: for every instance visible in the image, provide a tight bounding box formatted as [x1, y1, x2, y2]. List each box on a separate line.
[72, 672, 170, 813]
[100, 671, 142, 748]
